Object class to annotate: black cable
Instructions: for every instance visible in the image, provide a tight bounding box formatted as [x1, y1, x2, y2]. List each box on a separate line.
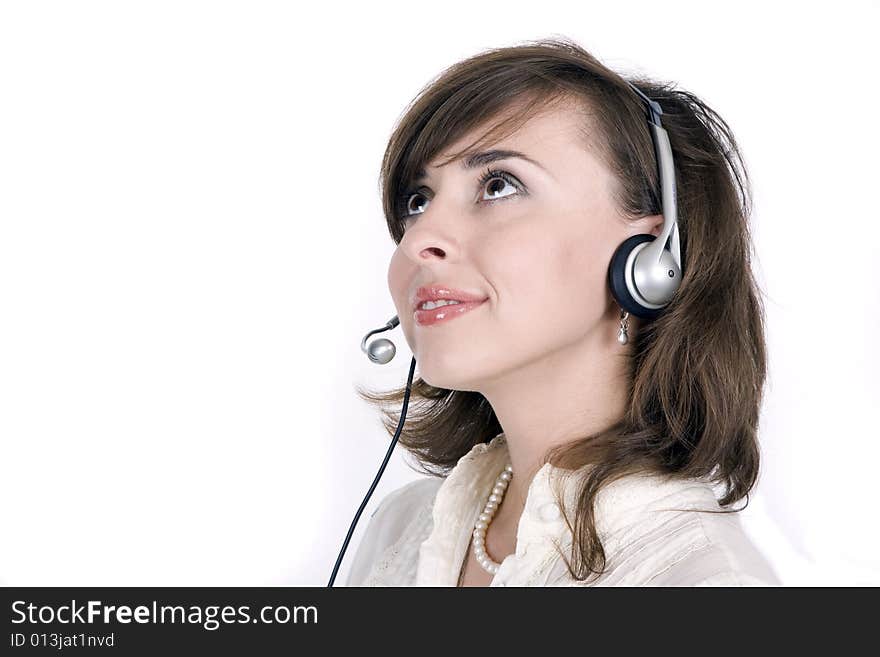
[326, 355, 418, 587]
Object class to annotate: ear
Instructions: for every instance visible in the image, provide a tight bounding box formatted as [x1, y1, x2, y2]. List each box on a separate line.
[631, 213, 664, 238]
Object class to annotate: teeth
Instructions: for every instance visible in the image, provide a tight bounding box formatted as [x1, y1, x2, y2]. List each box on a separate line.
[419, 299, 462, 310]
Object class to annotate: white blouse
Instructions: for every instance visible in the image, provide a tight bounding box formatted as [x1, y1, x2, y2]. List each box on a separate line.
[344, 432, 781, 586]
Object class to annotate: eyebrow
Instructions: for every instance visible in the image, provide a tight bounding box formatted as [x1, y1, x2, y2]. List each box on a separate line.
[413, 149, 548, 183]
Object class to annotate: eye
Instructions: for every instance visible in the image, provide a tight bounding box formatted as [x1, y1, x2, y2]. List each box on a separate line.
[398, 167, 526, 225]
[403, 190, 430, 218]
[478, 169, 520, 203]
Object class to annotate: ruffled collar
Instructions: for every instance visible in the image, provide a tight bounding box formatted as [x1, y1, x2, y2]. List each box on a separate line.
[415, 431, 720, 586]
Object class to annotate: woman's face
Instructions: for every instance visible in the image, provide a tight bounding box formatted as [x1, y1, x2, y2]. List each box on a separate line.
[387, 100, 660, 391]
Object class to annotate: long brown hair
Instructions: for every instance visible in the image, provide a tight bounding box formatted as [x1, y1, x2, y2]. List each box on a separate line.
[356, 36, 767, 582]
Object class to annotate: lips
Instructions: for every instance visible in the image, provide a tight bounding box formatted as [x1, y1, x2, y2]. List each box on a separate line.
[413, 298, 487, 326]
[412, 285, 488, 311]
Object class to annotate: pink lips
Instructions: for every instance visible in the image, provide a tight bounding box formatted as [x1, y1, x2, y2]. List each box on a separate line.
[414, 299, 487, 326]
[412, 285, 489, 327]
[412, 286, 487, 307]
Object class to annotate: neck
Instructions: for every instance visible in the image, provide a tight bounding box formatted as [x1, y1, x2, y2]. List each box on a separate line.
[478, 322, 631, 520]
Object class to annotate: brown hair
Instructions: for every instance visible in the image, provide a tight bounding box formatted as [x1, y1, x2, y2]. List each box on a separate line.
[356, 36, 766, 582]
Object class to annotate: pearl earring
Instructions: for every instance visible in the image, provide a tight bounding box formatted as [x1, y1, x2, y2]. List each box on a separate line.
[617, 308, 630, 345]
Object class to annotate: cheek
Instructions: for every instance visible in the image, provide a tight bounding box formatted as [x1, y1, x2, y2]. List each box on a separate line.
[386, 249, 418, 350]
[387, 248, 410, 305]
[557, 204, 621, 305]
[387, 250, 416, 328]
[558, 232, 610, 301]
[492, 225, 611, 330]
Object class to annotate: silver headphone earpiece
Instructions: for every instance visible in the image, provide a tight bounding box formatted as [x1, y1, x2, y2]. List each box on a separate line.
[360, 315, 400, 364]
[608, 81, 684, 320]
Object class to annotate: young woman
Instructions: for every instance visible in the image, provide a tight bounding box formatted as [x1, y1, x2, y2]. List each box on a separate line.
[345, 37, 780, 587]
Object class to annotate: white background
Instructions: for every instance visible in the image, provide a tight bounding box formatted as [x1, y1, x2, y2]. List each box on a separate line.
[0, 1, 877, 586]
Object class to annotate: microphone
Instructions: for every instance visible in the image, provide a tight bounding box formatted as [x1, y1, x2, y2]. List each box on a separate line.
[360, 315, 400, 364]
[327, 315, 417, 587]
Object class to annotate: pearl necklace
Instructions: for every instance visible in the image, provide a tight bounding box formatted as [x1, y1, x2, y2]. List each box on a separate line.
[472, 463, 513, 575]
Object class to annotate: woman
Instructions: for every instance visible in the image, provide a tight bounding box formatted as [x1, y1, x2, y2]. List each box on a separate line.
[345, 37, 780, 586]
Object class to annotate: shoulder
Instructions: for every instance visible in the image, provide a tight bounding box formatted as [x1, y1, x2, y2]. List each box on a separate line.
[369, 477, 443, 529]
[632, 502, 782, 586]
[649, 508, 782, 586]
[587, 474, 782, 587]
[343, 477, 442, 586]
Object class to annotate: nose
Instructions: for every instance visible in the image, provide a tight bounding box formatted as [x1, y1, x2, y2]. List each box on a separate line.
[400, 202, 462, 264]
[404, 229, 457, 262]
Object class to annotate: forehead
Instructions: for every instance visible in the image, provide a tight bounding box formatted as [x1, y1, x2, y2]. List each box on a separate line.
[420, 97, 593, 178]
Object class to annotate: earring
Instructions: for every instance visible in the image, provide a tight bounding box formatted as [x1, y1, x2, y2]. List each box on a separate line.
[617, 308, 630, 345]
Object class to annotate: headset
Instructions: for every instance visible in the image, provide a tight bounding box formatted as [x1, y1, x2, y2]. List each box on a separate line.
[326, 79, 682, 587]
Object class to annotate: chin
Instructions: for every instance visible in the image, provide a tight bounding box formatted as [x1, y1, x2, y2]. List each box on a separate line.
[418, 366, 467, 391]
[416, 352, 492, 393]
